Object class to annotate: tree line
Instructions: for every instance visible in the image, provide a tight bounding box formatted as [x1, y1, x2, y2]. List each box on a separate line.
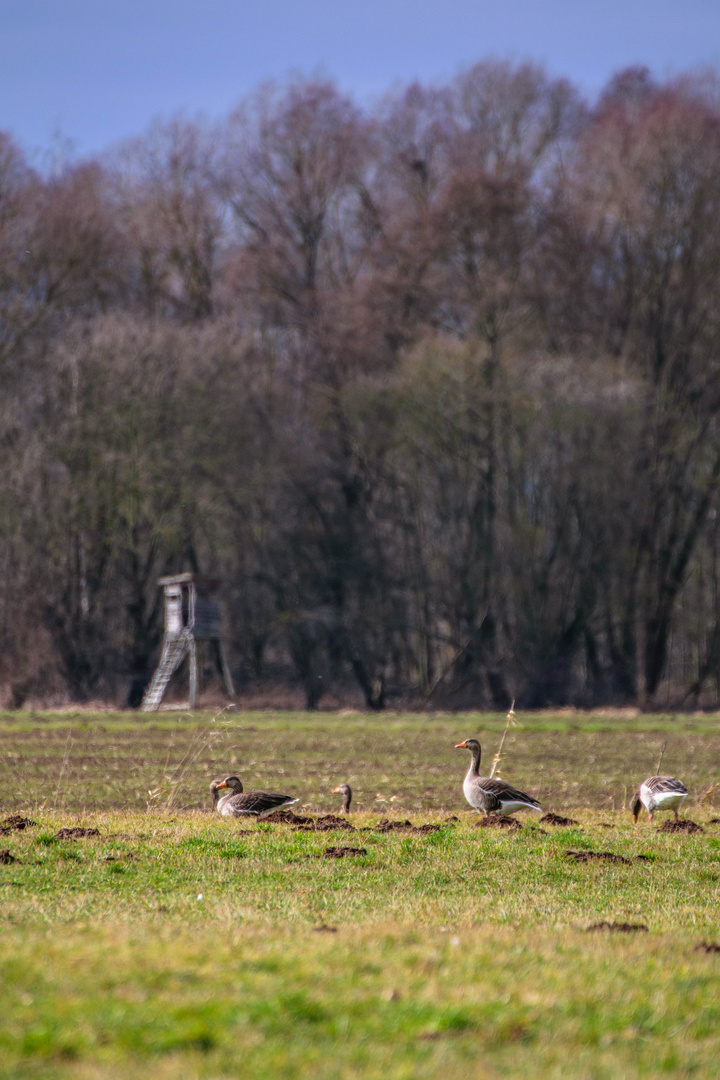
[2, 61, 720, 711]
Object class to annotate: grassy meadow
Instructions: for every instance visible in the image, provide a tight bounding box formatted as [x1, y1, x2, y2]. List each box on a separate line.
[1, 709, 720, 1078]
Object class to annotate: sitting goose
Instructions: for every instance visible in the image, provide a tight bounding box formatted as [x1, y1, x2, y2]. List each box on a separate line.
[332, 784, 352, 813]
[210, 776, 298, 818]
[630, 776, 688, 824]
[455, 738, 542, 816]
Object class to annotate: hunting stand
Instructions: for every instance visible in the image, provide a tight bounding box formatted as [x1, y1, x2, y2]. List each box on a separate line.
[140, 573, 235, 711]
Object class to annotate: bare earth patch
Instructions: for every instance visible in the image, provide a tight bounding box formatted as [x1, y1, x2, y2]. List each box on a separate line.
[695, 942, 720, 954]
[586, 921, 648, 933]
[540, 812, 580, 826]
[0, 848, 18, 864]
[0, 815, 37, 835]
[322, 847, 367, 858]
[475, 814, 522, 829]
[566, 850, 630, 864]
[55, 827, 101, 839]
[262, 810, 314, 825]
[657, 819, 704, 834]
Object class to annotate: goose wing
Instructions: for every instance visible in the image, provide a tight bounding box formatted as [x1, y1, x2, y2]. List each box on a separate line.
[644, 776, 688, 796]
[479, 777, 541, 809]
[223, 791, 298, 816]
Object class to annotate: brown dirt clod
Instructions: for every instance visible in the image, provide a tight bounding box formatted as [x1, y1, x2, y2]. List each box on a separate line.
[540, 812, 580, 826]
[657, 819, 704, 834]
[586, 921, 648, 933]
[566, 850, 630, 864]
[0, 849, 18, 864]
[312, 816, 356, 832]
[323, 846, 367, 858]
[0, 815, 37, 835]
[695, 942, 720, 953]
[475, 814, 522, 829]
[262, 810, 314, 825]
[55, 827, 101, 839]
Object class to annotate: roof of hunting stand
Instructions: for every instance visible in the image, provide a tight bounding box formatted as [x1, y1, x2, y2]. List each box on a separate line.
[158, 573, 222, 588]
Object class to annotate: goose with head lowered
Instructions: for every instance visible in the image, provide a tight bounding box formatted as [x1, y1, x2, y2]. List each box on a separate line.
[455, 738, 542, 816]
[210, 776, 299, 818]
[630, 776, 688, 825]
[332, 783, 352, 813]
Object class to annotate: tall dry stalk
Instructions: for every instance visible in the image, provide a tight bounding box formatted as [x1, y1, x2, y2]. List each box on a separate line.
[146, 704, 237, 811]
[53, 730, 74, 810]
[655, 740, 667, 775]
[489, 700, 517, 779]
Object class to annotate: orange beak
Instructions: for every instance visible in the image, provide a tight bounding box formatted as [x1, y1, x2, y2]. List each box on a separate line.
[455, 741, 468, 748]
[332, 786, 341, 793]
[216, 781, 228, 789]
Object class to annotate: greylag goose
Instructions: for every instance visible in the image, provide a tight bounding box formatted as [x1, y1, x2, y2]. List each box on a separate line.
[630, 776, 688, 824]
[332, 784, 352, 813]
[210, 776, 298, 818]
[455, 738, 542, 816]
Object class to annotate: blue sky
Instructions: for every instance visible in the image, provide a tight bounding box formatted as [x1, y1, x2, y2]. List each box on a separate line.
[3, 0, 719, 161]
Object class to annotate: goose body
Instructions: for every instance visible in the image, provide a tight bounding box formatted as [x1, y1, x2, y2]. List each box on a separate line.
[455, 739, 541, 816]
[210, 776, 298, 818]
[630, 776, 687, 824]
[332, 784, 352, 813]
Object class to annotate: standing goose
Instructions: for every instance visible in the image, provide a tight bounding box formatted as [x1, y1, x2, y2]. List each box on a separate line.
[210, 776, 298, 818]
[630, 776, 688, 824]
[455, 738, 542, 816]
[332, 784, 352, 813]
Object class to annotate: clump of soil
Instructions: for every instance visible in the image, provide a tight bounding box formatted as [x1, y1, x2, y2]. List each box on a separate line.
[0, 816, 37, 835]
[262, 809, 314, 825]
[586, 921, 648, 933]
[292, 817, 356, 833]
[313, 924, 338, 933]
[0, 849, 18, 864]
[475, 814, 522, 829]
[55, 827, 101, 839]
[373, 819, 445, 834]
[566, 850, 630, 864]
[313, 815, 355, 831]
[657, 819, 704, 834]
[695, 942, 720, 954]
[373, 818, 413, 832]
[323, 846, 367, 858]
[709, 818, 720, 825]
[540, 812, 580, 827]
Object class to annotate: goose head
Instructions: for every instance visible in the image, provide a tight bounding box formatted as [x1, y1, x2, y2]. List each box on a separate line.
[629, 792, 643, 824]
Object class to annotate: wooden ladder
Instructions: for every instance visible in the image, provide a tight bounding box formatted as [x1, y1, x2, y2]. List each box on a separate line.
[140, 631, 196, 711]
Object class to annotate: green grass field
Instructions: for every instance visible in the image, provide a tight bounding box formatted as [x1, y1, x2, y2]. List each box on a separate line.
[1, 710, 720, 1078]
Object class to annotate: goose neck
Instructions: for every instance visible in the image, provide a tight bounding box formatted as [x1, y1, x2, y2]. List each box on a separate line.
[467, 744, 482, 776]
